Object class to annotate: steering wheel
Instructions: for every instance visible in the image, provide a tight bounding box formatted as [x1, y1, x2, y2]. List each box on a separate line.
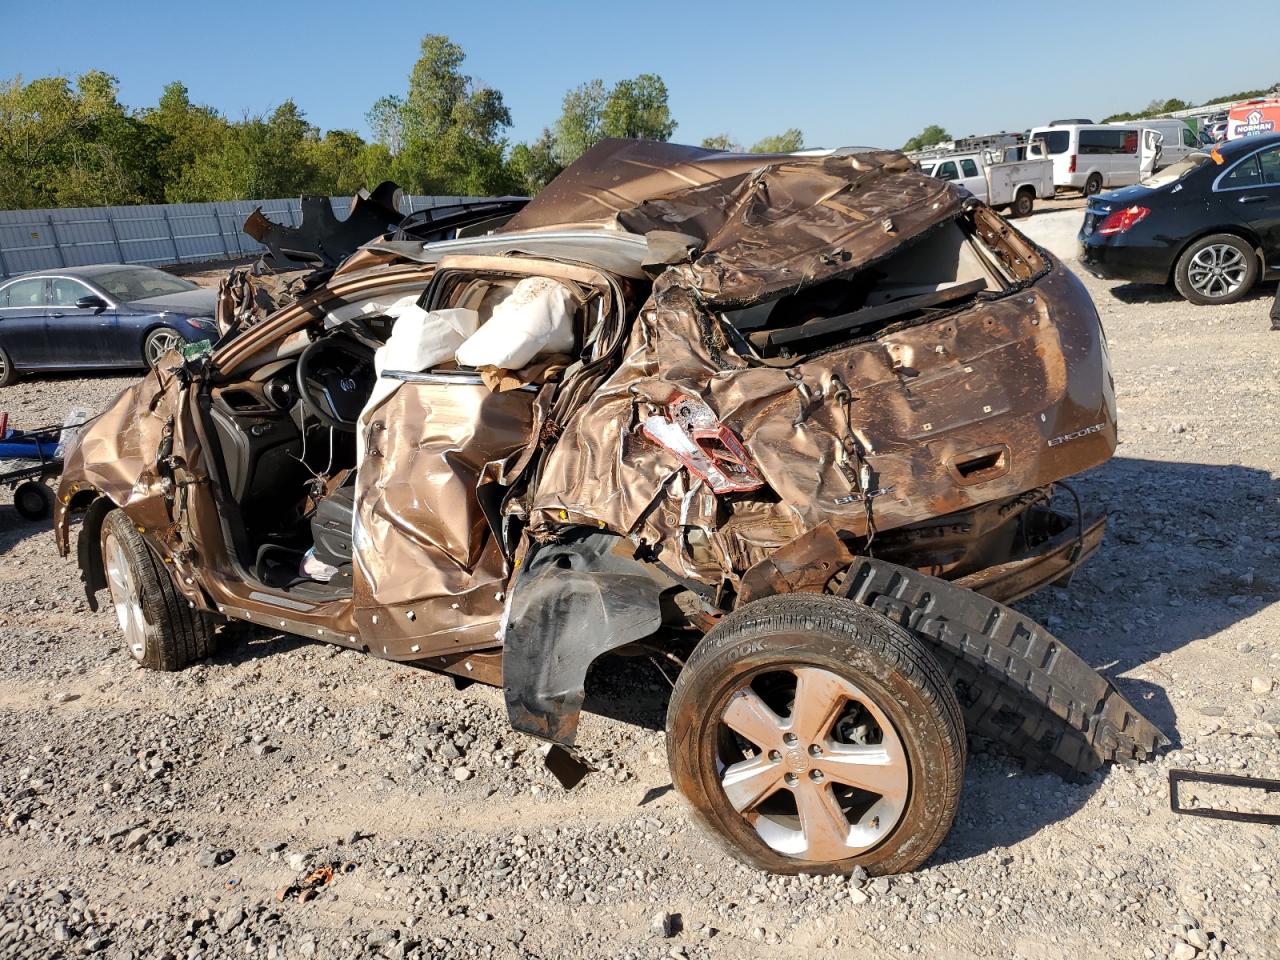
[295, 336, 375, 432]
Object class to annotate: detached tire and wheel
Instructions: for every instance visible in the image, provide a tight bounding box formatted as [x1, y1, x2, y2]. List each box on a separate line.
[1174, 233, 1258, 305]
[100, 509, 217, 670]
[667, 593, 964, 876]
[143, 327, 184, 369]
[1082, 173, 1103, 197]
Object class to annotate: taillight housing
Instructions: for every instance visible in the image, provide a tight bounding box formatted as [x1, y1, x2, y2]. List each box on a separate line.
[1096, 205, 1150, 235]
[642, 393, 763, 494]
[1068, 154, 1077, 174]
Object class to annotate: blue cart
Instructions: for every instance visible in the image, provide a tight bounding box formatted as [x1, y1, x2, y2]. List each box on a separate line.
[0, 417, 67, 521]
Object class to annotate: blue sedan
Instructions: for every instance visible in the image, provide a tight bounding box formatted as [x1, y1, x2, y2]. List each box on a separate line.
[0, 264, 220, 386]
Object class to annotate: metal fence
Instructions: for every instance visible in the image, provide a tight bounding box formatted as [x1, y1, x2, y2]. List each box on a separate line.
[0, 194, 486, 278]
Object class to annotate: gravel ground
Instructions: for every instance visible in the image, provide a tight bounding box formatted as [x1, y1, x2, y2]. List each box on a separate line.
[1, 263, 1278, 960]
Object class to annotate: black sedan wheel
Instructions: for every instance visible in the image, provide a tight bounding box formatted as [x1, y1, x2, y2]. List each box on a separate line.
[1174, 234, 1258, 305]
[0, 345, 15, 387]
[144, 328, 185, 368]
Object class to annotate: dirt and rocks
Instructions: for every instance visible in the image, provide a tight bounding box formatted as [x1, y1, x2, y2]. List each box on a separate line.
[1, 262, 1278, 960]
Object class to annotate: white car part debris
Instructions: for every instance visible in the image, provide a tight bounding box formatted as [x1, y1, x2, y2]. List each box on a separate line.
[454, 276, 576, 371]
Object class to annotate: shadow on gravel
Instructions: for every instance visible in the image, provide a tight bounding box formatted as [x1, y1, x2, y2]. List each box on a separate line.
[1105, 279, 1278, 308]
[0, 509, 51, 555]
[214, 624, 312, 665]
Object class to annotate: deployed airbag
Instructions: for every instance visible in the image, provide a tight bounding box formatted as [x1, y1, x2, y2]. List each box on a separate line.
[356, 305, 480, 463]
[455, 277, 575, 370]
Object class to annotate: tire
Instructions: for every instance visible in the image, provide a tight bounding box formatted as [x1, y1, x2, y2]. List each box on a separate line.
[1082, 173, 1103, 197]
[1173, 233, 1259, 305]
[0, 345, 15, 387]
[143, 327, 185, 369]
[100, 509, 217, 670]
[667, 593, 964, 876]
[13, 481, 54, 521]
[1012, 189, 1034, 218]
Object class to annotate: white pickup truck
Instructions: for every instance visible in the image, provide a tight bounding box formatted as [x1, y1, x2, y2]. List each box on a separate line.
[917, 146, 1055, 217]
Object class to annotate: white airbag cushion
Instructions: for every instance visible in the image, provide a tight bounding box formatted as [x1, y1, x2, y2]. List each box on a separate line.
[375, 306, 479, 375]
[454, 277, 575, 370]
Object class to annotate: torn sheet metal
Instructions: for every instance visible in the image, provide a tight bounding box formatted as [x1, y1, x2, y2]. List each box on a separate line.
[244, 181, 405, 271]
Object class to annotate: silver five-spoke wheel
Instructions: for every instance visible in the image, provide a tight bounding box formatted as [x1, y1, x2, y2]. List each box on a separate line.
[717, 666, 909, 861]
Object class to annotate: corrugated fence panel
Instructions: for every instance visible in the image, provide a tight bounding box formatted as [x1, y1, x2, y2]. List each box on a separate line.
[0, 195, 490, 278]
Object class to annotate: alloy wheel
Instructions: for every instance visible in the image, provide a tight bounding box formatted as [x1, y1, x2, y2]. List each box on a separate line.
[1187, 243, 1248, 300]
[145, 329, 183, 367]
[715, 666, 909, 862]
[104, 532, 147, 661]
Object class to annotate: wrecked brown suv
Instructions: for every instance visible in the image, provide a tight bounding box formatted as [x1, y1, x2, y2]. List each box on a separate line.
[55, 140, 1165, 876]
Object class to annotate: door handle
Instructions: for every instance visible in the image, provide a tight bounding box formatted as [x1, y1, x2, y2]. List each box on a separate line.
[49, 311, 63, 318]
[1238, 195, 1268, 204]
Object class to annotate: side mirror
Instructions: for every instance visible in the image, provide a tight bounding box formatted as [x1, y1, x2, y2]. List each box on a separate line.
[75, 295, 108, 313]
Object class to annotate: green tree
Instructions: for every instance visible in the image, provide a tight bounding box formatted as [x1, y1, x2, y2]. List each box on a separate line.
[142, 82, 229, 202]
[550, 74, 676, 167]
[551, 79, 607, 166]
[600, 74, 676, 141]
[508, 128, 562, 195]
[901, 124, 951, 152]
[750, 128, 804, 153]
[370, 34, 517, 195]
[0, 71, 166, 208]
[700, 133, 741, 151]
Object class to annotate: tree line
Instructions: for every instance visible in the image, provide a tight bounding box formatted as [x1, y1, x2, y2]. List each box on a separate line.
[0, 34, 804, 210]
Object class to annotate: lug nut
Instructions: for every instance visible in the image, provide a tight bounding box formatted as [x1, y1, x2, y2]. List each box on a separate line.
[768, 750, 782, 763]
[784, 772, 799, 786]
[808, 744, 823, 757]
[809, 769, 825, 782]
[783, 732, 798, 746]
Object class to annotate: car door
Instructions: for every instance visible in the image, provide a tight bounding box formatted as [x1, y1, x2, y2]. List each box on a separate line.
[935, 159, 986, 201]
[956, 157, 988, 202]
[47, 277, 125, 366]
[0, 277, 52, 368]
[350, 258, 614, 659]
[1240, 144, 1280, 262]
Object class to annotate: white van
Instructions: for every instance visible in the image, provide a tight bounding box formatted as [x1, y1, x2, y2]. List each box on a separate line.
[1028, 123, 1162, 195]
[1113, 119, 1202, 167]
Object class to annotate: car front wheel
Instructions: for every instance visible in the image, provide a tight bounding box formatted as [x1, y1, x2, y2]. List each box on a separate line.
[143, 327, 185, 368]
[101, 509, 217, 670]
[666, 593, 964, 876]
[1173, 233, 1258, 305]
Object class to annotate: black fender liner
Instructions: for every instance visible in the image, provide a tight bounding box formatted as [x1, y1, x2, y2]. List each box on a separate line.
[503, 531, 671, 745]
[76, 496, 116, 612]
[841, 557, 1169, 780]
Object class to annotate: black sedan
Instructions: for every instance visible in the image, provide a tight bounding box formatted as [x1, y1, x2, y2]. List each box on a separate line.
[1079, 133, 1280, 305]
[0, 264, 219, 386]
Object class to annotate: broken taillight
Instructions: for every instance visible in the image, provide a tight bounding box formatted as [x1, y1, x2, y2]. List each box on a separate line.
[642, 394, 764, 494]
[1096, 205, 1150, 235]
[1068, 154, 1078, 174]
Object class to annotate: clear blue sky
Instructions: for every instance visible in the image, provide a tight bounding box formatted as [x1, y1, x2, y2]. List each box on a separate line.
[4, 0, 1276, 149]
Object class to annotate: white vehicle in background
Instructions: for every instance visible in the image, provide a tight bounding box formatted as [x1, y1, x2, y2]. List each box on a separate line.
[1028, 123, 1163, 196]
[916, 145, 1054, 217]
[1111, 118, 1202, 166]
